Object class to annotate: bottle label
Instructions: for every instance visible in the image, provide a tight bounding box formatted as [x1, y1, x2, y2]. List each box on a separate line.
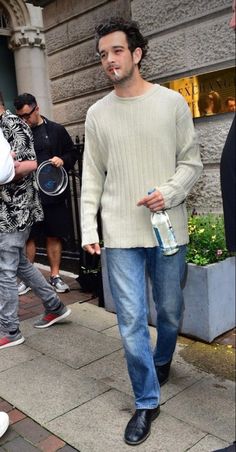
[151, 211, 179, 256]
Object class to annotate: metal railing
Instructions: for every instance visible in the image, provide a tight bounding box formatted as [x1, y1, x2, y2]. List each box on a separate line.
[67, 134, 85, 252]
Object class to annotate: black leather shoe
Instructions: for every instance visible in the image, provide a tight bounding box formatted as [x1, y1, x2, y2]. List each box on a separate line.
[156, 360, 172, 386]
[124, 406, 160, 445]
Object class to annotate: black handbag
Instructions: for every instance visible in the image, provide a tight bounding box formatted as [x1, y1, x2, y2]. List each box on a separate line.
[76, 250, 103, 304]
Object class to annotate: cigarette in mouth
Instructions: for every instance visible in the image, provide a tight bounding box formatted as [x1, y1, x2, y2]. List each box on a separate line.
[113, 69, 120, 79]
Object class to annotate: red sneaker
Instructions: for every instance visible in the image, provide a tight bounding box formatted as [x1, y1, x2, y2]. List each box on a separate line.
[34, 305, 71, 329]
[0, 330, 25, 349]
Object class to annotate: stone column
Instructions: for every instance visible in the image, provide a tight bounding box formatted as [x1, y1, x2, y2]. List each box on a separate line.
[9, 27, 53, 118]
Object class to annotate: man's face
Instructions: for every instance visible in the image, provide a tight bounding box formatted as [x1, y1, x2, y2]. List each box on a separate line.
[230, 0, 236, 30]
[226, 99, 236, 112]
[98, 31, 140, 84]
[15, 104, 40, 128]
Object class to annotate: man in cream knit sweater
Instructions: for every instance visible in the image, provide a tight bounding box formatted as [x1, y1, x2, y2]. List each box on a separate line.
[81, 17, 203, 446]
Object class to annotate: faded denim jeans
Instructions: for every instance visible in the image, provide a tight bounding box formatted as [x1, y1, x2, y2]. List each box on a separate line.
[0, 227, 61, 333]
[106, 245, 186, 409]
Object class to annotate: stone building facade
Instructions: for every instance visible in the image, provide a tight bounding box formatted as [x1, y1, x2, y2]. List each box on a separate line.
[0, 0, 52, 116]
[1, 0, 235, 213]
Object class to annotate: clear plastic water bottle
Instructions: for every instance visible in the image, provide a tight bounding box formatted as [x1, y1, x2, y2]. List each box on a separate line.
[148, 190, 179, 256]
[151, 211, 179, 255]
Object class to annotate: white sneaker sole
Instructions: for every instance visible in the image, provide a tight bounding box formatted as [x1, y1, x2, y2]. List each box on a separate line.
[0, 412, 9, 438]
[0, 336, 25, 349]
[49, 283, 70, 293]
[34, 308, 71, 329]
[54, 287, 70, 293]
[18, 287, 31, 296]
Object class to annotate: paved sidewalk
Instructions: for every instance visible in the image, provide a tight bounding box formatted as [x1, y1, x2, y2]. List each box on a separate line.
[0, 266, 235, 451]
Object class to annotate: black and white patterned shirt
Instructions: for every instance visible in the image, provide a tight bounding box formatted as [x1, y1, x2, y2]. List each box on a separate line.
[0, 110, 43, 232]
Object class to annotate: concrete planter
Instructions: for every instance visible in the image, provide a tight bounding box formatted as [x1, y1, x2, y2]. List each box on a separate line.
[180, 257, 236, 342]
[101, 249, 235, 343]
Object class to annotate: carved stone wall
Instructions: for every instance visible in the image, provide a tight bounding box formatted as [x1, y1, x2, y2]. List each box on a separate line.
[2, 0, 29, 27]
[0, 0, 52, 116]
[131, 0, 234, 214]
[41, 0, 130, 139]
[40, 0, 234, 213]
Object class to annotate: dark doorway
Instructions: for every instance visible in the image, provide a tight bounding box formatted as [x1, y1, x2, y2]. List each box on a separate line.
[0, 36, 17, 110]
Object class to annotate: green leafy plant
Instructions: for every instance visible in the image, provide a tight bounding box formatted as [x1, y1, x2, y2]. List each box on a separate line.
[186, 213, 230, 266]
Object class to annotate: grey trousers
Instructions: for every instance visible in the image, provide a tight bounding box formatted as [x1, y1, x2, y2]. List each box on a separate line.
[0, 227, 61, 333]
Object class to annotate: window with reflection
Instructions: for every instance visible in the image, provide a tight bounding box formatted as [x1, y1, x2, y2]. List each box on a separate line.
[162, 67, 236, 118]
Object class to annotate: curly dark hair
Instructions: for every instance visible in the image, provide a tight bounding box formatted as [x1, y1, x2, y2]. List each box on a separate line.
[95, 17, 148, 68]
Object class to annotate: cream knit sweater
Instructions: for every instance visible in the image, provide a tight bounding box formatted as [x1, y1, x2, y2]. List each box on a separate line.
[81, 84, 203, 248]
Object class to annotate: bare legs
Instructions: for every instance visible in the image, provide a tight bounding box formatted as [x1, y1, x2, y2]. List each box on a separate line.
[26, 236, 62, 277]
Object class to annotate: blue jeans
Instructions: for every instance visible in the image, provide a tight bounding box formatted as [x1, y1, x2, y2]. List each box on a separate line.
[0, 227, 61, 333]
[106, 246, 186, 409]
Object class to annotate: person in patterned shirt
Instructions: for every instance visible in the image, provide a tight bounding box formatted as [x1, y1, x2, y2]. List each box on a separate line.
[0, 92, 71, 349]
[0, 128, 15, 184]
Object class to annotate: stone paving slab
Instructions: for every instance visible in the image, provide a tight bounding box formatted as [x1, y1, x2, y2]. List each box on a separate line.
[0, 355, 110, 424]
[68, 302, 118, 331]
[78, 349, 132, 396]
[0, 345, 42, 372]
[187, 434, 230, 451]
[160, 346, 208, 404]
[26, 322, 122, 369]
[102, 324, 120, 339]
[77, 347, 207, 406]
[46, 389, 207, 452]
[164, 375, 235, 442]
[20, 317, 46, 338]
[90, 327, 207, 403]
[0, 288, 235, 451]
[179, 340, 235, 382]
